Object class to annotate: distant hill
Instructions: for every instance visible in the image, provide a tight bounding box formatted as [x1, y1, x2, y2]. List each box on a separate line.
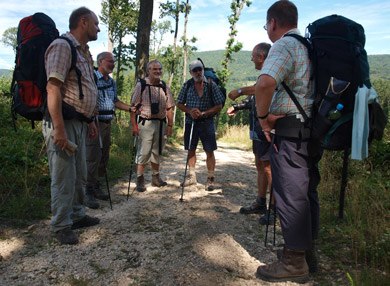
[0, 69, 12, 78]
[190, 50, 390, 90]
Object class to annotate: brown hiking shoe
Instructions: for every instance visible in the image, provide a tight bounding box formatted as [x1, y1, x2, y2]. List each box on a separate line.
[181, 174, 197, 187]
[94, 181, 109, 201]
[136, 175, 146, 192]
[152, 174, 167, 187]
[240, 198, 267, 214]
[206, 176, 215, 191]
[55, 227, 78, 245]
[256, 247, 309, 283]
[276, 242, 318, 273]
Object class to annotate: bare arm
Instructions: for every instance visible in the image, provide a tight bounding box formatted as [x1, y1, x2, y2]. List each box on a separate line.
[228, 86, 256, 101]
[166, 107, 173, 137]
[46, 78, 67, 151]
[114, 100, 131, 111]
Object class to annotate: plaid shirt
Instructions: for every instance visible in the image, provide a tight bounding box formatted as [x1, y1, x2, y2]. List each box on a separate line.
[260, 29, 314, 117]
[45, 32, 97, 118]
[95, 70, 118, 121]
[177, 76, 225, 124]
[131, 78, 175, 119]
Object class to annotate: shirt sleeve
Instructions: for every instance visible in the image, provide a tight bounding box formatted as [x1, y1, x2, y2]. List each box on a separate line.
[45, 39, 72, 83]
[131, 82, 142, 106]
[165, 85, 176, 109]
[210, 81, 225, 105]
[113, 80, 119, 102]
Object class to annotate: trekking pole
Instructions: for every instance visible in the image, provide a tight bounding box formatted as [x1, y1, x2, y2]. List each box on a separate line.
[95, 118, 113, 210]
[179, 120, 194, 202]
[264, 184, 274, 247]
[127, 104, 141, 201]
[127, 134, 138, 201]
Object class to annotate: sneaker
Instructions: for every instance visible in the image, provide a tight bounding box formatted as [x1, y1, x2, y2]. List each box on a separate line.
[259, 211, 276, 225]
[206, 176, 215, 191]
[152, 174, 167, 187]
[181, 174, 197, 187]
[71, 215, 100, 230]
[55, 227, 78, 245]
[240, 199, 267, 214]
[84, 184, 99, 209]
[136, 175, 146, 192]
[94, 182, 109, 201]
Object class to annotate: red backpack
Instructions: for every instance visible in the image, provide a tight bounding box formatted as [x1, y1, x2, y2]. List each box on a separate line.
[11, 12, 82, 128]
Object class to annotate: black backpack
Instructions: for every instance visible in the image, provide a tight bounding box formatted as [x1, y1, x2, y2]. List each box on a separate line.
[283, 15, 387, 150]
[11, 12, 82, 128]
[138, 78, 167, 95]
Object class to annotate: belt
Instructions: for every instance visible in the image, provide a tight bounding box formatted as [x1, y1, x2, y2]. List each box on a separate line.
[98, 119, 111, 124]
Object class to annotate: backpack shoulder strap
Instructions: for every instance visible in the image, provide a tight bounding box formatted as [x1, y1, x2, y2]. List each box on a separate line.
[161, 80, 167, 94]
[283, 33, 312, 60]
[138, 78, 146, 94]
[207, 78, 215, 105]
[281, 82, 309, 122]
[58, 36, 84, 100]
[184, 78, 194, 97]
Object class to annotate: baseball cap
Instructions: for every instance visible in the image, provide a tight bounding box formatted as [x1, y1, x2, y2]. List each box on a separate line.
[189, 60, 203, 71]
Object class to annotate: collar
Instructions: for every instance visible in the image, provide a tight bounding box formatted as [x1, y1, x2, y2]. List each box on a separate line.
[95, 70, 112, 82]
[283, 28, 301, 37]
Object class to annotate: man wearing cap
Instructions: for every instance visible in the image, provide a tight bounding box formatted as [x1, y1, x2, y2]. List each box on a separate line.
[177, 60, 225, 191]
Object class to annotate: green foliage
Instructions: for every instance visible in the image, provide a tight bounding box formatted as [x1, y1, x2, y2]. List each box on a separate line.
[1, 26, 17, 53]
[369, 55, 390, 80]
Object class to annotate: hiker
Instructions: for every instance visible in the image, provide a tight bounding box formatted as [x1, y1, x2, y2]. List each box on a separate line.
[227, 42, 275, 225]
[130, 60, 175, 192]
[255, 0, 321, 282]
[84, 52, 132, 208]
[42, 7, 101, 245]
[177, 59, 225, 191]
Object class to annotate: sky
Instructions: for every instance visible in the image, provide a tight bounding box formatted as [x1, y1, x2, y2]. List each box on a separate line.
[0, 0, 389, 69]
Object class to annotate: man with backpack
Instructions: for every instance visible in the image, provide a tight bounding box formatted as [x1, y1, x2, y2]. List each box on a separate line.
[130, 60, 175, 192]
[177, 60, 225, 191]
[84, 52, 132, 209]
[42, 7, 101, 245]
[227, 42, 275, 225]
[255, 1, 320, 282]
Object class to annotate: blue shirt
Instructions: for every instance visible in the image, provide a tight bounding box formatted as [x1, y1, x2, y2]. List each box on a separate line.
[177, 76, 224, 124]
[95, 70, 119, 120]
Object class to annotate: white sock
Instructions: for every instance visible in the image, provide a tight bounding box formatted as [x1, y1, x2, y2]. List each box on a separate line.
[189, 167, 195, 176]
[137, 171, 144, 177]
[152, 169, 159, 175]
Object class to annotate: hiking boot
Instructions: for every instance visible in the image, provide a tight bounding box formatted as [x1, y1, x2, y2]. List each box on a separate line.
[84, 184, 99, 209]
[136, 175, 146, 192]
[152, 174, 167, 187]
[277, 242, 318, 273]
[55, 227, 78, 245]
[206, 176, 215, 191]
[240, 198, 267, 214]
[256, 247, 309, 283]
[181, 174, 197, 187]
[259, 211, 276, 225]
[71, 215, 100, 230]
[94, 181, 109, 201]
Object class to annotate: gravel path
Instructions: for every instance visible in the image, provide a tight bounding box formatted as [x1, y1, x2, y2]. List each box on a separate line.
[0, 143, 347, 285]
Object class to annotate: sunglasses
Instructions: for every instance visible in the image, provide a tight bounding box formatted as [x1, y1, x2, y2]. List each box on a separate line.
[192, 67, 203, 72]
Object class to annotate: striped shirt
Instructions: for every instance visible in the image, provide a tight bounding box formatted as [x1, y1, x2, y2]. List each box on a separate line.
[131, 78, 175, 119]
[45, 32, 97, 118]
[95, 70, 118, 121]
[260, 29, 314, 117]
[177, 77, 225, 124]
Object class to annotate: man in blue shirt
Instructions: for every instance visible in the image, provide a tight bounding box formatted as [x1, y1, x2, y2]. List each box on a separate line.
[85, 52, 131, 208]
[177, 60, 225, 191]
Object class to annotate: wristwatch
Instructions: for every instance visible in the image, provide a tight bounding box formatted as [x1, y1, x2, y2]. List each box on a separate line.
[238, 88, 242, 95]
[202, 111, 206, 117]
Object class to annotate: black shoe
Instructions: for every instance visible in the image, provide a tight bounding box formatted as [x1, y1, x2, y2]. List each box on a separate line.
[94, 182, 109, 201]
[71, 215, 100, 230]
[259, 211, 276, 225]
[84, 184, 99, 209]
[55, 227, 78, 245]
[240, 199, 267, 214]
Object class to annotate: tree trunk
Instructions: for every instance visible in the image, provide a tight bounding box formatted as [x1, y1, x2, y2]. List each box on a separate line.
[168, 0, 180, 87]
[135, 0, 154, 82]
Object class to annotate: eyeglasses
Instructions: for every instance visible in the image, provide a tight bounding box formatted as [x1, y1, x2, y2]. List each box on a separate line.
[192, 67, 202, 72]
[263, 19, 271, 31]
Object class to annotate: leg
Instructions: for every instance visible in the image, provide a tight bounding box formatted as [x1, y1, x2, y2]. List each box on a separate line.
[85, 130, 101, 208]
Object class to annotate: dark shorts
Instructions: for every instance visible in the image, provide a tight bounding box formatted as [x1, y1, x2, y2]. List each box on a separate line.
[252, 139, 270, 161]
[184, 118, 217, 152]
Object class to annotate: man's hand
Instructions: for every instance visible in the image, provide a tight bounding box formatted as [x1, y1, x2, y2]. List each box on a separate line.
[259, 113, 285, 142]
[228, 89, 240, 101]
[227, 106, 236, 117]
[88, 121, 98, 139]
[52, 126, 68, 151]
[189, 108, 202, 119]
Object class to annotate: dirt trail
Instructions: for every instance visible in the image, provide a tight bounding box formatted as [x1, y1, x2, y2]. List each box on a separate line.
[0, 143, 345, 285]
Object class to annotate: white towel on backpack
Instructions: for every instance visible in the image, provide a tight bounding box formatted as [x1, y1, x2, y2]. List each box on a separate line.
[352, 85, 378, 160]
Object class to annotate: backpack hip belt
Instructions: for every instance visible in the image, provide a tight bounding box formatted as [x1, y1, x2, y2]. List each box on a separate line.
[275, 115, 311, 140]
